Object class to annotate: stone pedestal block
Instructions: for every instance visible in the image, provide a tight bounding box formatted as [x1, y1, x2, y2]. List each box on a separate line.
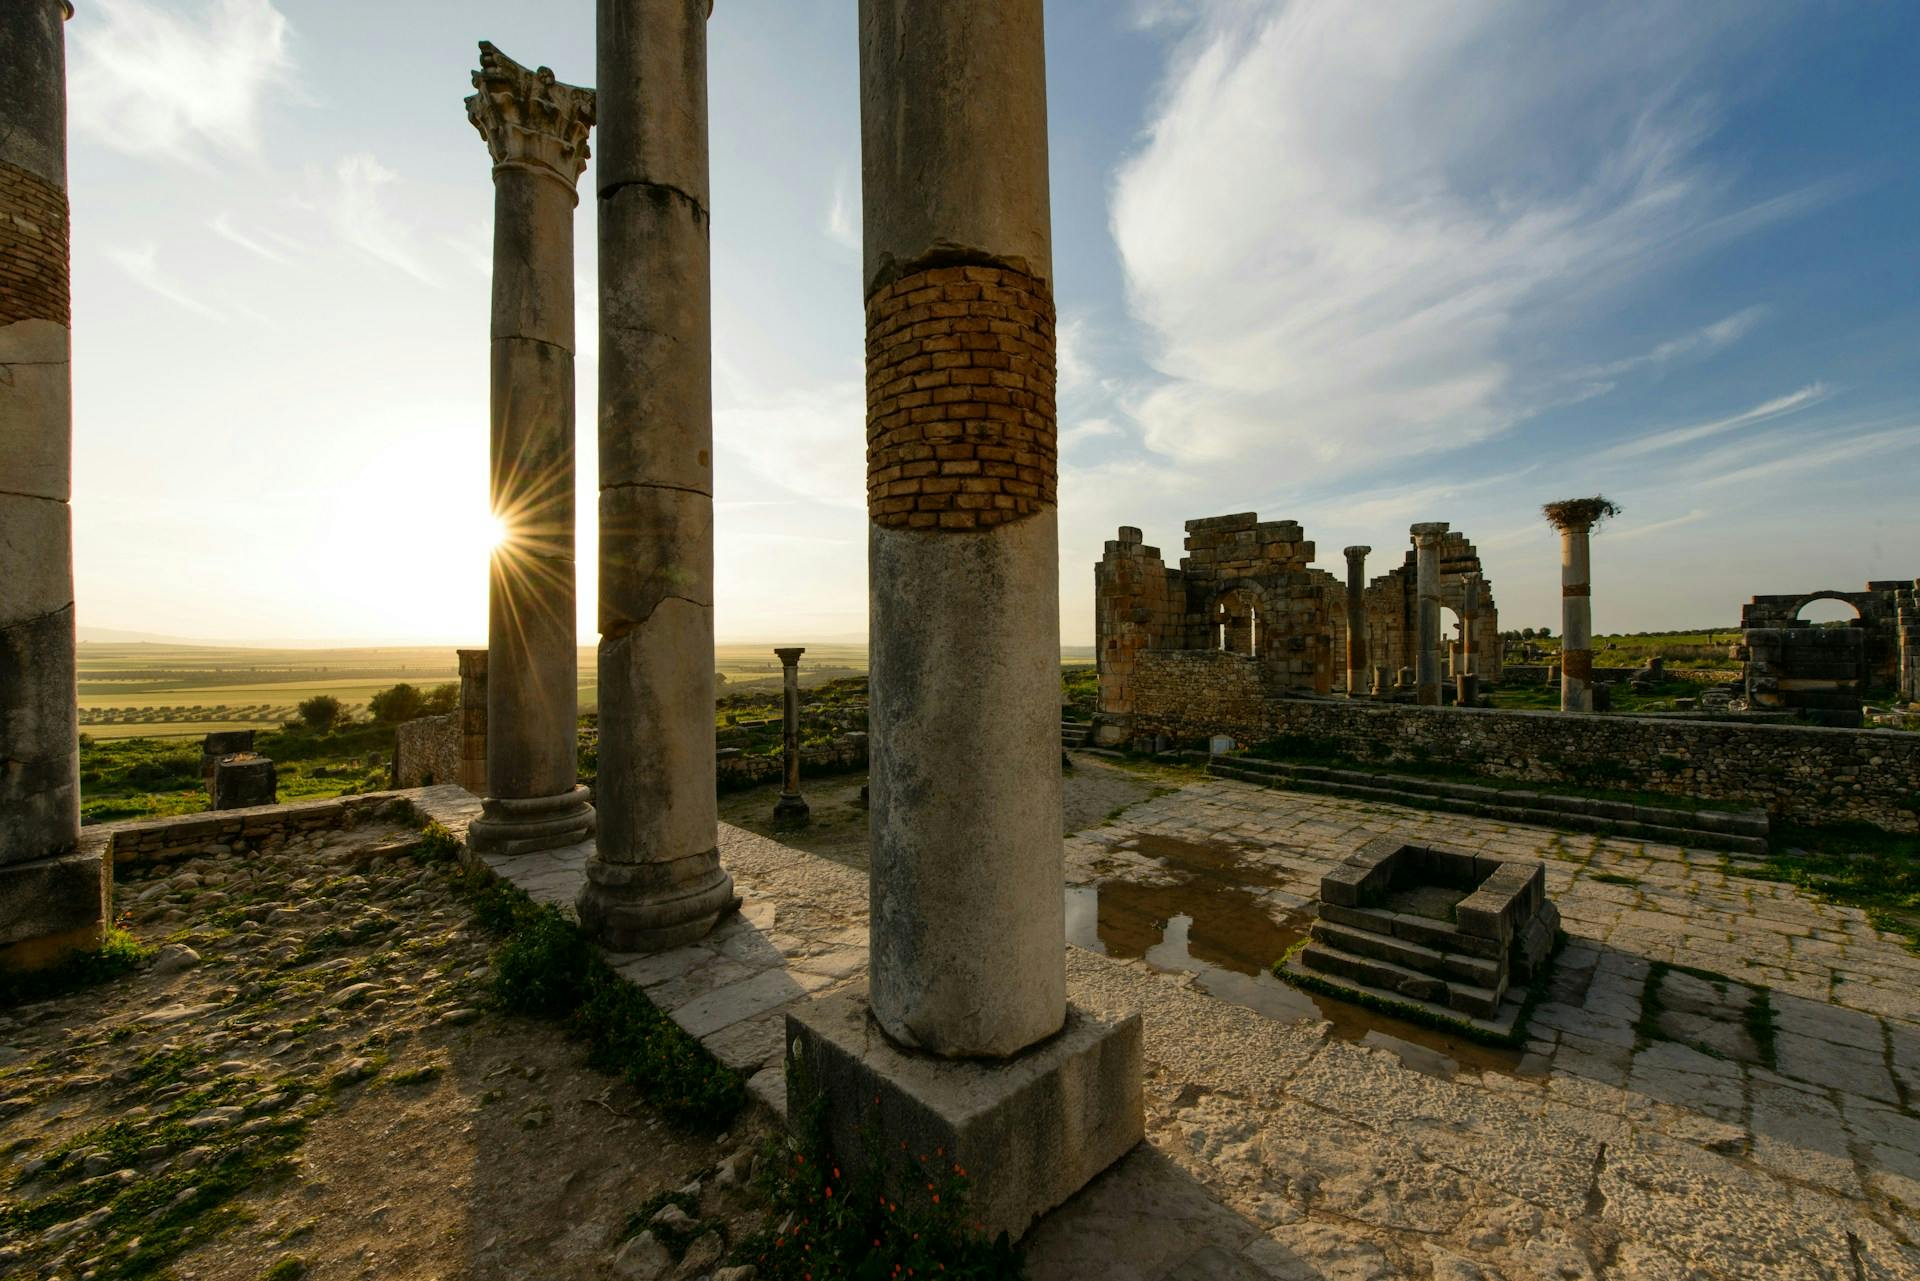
[212, 754, 277, 810]
[785, 987, 1144, 1243]
[0, 831, 108, 970]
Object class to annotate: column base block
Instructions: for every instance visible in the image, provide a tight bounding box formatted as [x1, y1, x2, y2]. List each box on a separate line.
[576, 855, 737, 952]
[772, 793, 810, 827]
[784, 986, 1144, 1243]
[467, 786, 596, 856]
[0, 833, 111, 972]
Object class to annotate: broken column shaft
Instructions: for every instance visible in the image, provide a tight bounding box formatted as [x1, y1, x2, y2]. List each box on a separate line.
[772, 648, 809, 826]
[0, 0, 109, 970]
[464, 42, 597, 856]
[1343, 545, 1370, 697]
[578, 0, 736, 950]
[1411, 522, 1449, 707]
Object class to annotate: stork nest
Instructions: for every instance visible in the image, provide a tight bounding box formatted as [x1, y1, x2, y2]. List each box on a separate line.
[1542, 496, 1620, 531]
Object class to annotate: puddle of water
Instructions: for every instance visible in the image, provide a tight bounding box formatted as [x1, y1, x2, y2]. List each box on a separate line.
[1069, 832, 1525, 1081]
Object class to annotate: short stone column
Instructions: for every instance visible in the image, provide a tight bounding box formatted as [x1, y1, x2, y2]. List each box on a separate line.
[1456, 573, 1480, 707]
[0, 0, 109, 971]
[1411, 522, 1449, 706]
[578, 0, 736, 950]
[772, 647, 809, 826]
[1343, 546, 1371, 697]
[786, 0, 1142, 1243]
[1544, 498, 1614, 714]
[456, 648, 488, 795]
[464, 43, 597, 855]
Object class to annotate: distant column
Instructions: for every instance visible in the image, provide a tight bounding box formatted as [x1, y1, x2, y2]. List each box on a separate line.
[1456, 573, 1480, 707]
[1545, 501, 1606, 714]
[456, 648, 488, 795]
[0, 0, 109, 971]
[578, 0, 737, 950]
[772, 648, 809, 826]
[1342, 546, 1370, 697]
[464, 43, 597, 855]
[1411, 522, 1449, 707]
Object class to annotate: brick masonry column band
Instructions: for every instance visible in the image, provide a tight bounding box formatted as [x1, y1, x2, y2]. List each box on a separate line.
[861, 0, 1064, 1058]
[772, 648, 809, 826]
[578, 0, 736, 951]
[0, 0, 109, 971]
[463, 43, 597, 856]
[1554, 516, 1596, 714]
[1343, 546, 1370, 698]
[1411, 522, 1449, 708]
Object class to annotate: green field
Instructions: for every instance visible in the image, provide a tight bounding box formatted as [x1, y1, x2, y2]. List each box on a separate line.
[1519, 629, 1744, 671]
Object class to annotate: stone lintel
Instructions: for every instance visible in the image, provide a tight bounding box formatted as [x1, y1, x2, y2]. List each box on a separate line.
[785, 986, 1144, 1243]
[0, 832, 108, 969]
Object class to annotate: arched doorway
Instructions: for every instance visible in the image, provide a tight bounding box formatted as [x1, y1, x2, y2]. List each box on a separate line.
[1214, 587, 1262, 656]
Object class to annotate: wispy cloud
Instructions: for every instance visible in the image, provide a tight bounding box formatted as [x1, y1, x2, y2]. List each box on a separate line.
[105, 243, 226, 320]
[1581, 305, 1769, 382]
[71, 0, 292, 167]
[1109, 1, 1796, 478]
[1612, 508, 1710, 542]
[717, 380, 865, 509]
[324, 154, 438, 285]
[209, 212, 290, 264]
[825, 167, 860, 252]
[1598, 383, 1827, 462]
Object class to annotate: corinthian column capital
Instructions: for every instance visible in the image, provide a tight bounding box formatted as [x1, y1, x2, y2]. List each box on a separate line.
[466, 41, 595, 189]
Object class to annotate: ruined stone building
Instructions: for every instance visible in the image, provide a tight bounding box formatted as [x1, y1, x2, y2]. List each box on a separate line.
[1356, 529, 1503, 687]
[1739, 579, 1920, 724]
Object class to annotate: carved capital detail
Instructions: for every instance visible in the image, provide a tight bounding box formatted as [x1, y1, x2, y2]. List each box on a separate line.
[466, 42, 595, 189]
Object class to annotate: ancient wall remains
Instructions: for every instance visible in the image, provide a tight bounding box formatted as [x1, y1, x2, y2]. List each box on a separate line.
[395, 714, 460, 789]
[1132, 696, 1920, 833]
[1740, 581, 1910, 690]
[1361, 530, 1502, 685]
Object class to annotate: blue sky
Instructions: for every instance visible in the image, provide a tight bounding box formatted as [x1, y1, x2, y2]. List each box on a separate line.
[62, 0, 1920, 644]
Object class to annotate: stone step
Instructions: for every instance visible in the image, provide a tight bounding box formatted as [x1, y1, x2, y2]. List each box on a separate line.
[1296, 940, 1504, 1020]
[1207, 759, 1770, 855]
[1310, 918, 1502, 989]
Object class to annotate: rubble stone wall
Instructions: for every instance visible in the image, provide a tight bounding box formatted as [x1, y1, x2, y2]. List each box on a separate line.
[395, 714, 460, 788]
[1131, 695, 1920, 832]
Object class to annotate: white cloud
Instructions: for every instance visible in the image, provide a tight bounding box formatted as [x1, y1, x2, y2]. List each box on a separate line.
[324, 154, 438, 286]
[1611, 508, 1710, 542]
[71, 0, 292, 167]
[825, 167, 860, 252]
[105, 243, 226, 319]
[210, 212, 290, 264]
[1061, 416, 1122, 452]
[1581, 305, 1769, 382]
[1597, 383, 1827, 462]
[717, 380, 866, 510]
[1109, 0, 1789, 479]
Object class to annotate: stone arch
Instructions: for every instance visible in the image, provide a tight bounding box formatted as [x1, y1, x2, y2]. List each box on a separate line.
[1792, 592, 1865, 625]
[1211, 584, 1265, 656]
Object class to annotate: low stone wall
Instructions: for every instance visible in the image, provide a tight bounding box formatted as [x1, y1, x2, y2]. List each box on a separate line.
[1500, 664, 1743, 685]
[716, 736, 868, 790]
[394, 714, 459, 788]
[1130, 651, 1268, 731]
[1130, 696, 1920, 833]
[101, 792, 418, 866]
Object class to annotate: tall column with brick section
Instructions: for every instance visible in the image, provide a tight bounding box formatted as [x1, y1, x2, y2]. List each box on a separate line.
[784, 4, 1142, 1242]
[578, 0, 737, 950]
[456, 648, 488, 794]
[1549, 507, 1596, 714]
[463, 44, 598, 856]
[1411, 522, 1448, 707]
[1343, 545, 1371, 697]
[0, 0, 109, 970]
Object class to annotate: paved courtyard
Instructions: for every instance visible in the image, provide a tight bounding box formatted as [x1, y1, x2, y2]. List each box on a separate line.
[432, 760, 1920, 1280]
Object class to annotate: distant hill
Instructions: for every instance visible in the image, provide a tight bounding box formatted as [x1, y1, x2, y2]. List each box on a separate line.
[77, 625, 226, 646]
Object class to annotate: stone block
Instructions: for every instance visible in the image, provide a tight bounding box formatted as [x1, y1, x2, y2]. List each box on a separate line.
[212, 754, 277, 810]
[785, 988, 1143, 1243]
[0, 832, 109, 969]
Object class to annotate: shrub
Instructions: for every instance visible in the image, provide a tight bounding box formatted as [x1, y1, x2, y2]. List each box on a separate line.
[421, 683, 459, 715]
[367, 684, 425, 725]
[297, 695, 344, 731]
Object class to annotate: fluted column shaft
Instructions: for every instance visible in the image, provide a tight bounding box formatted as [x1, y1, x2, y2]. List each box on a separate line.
[862, 0, 1063, 1058]
[578, 0, 736, 950]
[465, 42, 597, 855]
[1342, 546, 1370, 698]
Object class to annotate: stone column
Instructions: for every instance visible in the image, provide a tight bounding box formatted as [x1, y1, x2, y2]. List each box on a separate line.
[772, 647, 809, 826]
[577, 0, 736, 950]
[859, 0, 1065, 1059]
[464, 43, 597, 855]
[1343, 546, 1370, 697]
[1411, 522, 1448, 707]
[1547, 506, 1597, 714]
[0, 0, 108, 971]
[786, 4, 1141, 1241]
[1456, 573, 1480, 706]
[456, 648, 488, 795]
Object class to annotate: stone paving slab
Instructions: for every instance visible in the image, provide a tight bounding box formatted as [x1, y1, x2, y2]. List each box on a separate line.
[413, 778, 1920, 1278]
